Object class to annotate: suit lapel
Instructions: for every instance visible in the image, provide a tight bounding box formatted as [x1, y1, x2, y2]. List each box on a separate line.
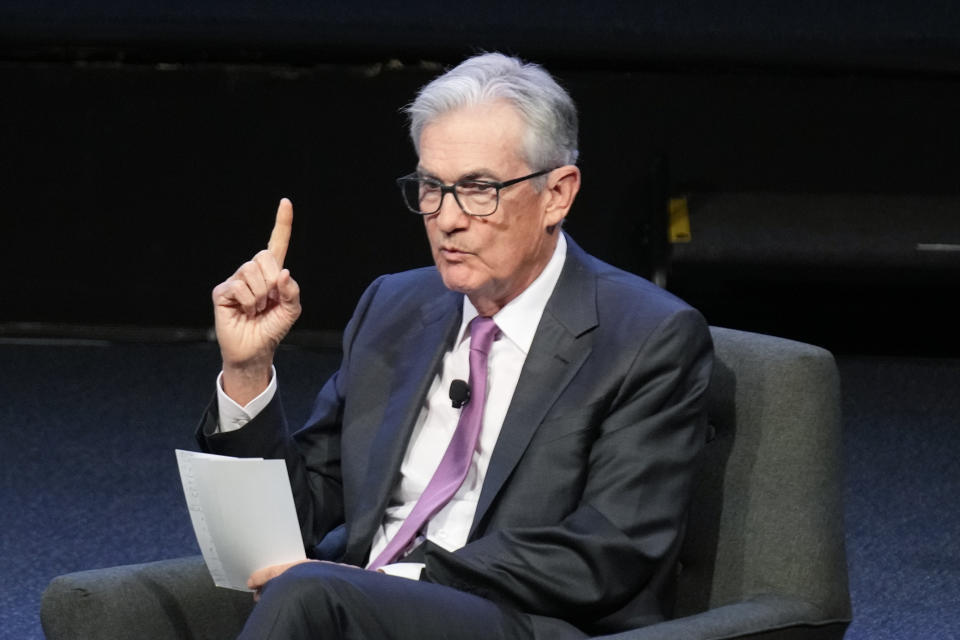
[471, 236, 599, 536]
[346, 291, 462, 561]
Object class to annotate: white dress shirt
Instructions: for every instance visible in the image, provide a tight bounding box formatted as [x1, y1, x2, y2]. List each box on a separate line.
[216, 234, 567, 577]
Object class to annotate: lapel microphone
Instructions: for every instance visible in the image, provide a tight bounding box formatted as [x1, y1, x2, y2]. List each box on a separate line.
[449, 379, 471, 408]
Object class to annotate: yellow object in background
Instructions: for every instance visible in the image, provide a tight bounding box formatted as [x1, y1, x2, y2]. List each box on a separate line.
[668, 197, 691, 243]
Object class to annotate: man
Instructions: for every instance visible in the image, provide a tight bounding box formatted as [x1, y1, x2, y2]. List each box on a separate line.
[201, 52, 713, 639]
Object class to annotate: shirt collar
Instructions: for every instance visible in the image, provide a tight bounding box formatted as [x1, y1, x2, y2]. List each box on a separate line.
[457, 233, 567, 355]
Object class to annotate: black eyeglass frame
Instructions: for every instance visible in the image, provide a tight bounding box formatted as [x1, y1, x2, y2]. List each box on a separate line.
[396, 168, 556, 217]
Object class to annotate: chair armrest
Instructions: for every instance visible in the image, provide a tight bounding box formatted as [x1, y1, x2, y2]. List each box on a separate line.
[591, 594, 851, 640]
[41, 556, 253, 640]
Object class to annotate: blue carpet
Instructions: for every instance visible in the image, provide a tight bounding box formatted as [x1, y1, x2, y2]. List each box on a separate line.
[2, 341, 958, 639]
[1, 340, 338, 640]
[839, 356, 960, 640]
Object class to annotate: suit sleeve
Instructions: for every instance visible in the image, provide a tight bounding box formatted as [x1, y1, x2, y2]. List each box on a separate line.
[421, 308, 713, 624]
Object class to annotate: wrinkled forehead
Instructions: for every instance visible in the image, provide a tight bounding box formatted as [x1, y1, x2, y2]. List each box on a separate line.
[417, 101, 529, 178]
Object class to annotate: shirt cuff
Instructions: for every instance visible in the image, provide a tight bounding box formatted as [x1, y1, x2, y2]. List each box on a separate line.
[215, 366, 277, 433]
[376, 562, 425, 581]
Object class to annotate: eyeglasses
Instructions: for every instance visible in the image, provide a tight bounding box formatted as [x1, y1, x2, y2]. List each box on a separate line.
[396, 168, 555, 217]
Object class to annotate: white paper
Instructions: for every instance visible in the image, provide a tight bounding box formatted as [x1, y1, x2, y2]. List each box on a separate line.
[175, 449, 306, 591]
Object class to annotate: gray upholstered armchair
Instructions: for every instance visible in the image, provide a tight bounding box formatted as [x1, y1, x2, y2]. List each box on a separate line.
[41, 327, 852, 639]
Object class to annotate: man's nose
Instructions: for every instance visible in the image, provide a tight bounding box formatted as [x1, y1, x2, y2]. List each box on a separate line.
[434, 191, 469, 232]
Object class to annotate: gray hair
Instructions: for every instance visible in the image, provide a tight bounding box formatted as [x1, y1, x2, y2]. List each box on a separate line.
[406, 52, 579, 171]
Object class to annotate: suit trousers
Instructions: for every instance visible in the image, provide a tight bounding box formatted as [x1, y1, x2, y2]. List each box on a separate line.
[236, 561, 580, 640]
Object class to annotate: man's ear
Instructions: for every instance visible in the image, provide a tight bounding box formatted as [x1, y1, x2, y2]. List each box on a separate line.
[542, 165, 581, 228]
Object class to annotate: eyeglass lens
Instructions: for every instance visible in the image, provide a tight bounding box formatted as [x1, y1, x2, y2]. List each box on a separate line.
[402, 179, 499, 216]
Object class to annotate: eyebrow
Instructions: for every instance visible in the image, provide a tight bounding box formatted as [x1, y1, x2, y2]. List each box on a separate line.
[416, 166, 503, 182]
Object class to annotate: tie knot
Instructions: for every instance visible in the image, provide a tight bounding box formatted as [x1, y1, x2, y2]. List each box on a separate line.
[469, 316, 499, 355]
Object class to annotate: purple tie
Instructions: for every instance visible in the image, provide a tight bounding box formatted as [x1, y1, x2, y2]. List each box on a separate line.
[368, 316, 500, 570]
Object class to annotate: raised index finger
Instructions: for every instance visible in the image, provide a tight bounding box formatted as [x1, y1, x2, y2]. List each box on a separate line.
[267, 198, 293, 268]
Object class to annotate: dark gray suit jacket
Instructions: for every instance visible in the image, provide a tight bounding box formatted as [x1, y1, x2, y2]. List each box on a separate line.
[200, 234, 713, 636]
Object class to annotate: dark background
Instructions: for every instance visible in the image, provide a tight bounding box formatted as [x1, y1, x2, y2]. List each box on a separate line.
[3, 0, 959, 356]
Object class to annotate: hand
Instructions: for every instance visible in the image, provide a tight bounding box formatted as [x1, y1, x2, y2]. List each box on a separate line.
[247, 559, 361, 601]
[212, 198, 302, 404]
[247, 558, 315, 601]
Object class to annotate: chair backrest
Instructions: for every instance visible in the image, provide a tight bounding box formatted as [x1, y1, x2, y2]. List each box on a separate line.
[675, 326, 852, 621]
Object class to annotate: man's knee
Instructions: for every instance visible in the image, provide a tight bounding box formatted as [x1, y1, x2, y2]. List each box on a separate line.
[263, 561, 356, 605]
[246, 562, 538, 640]
[255, 562, 367, 635]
